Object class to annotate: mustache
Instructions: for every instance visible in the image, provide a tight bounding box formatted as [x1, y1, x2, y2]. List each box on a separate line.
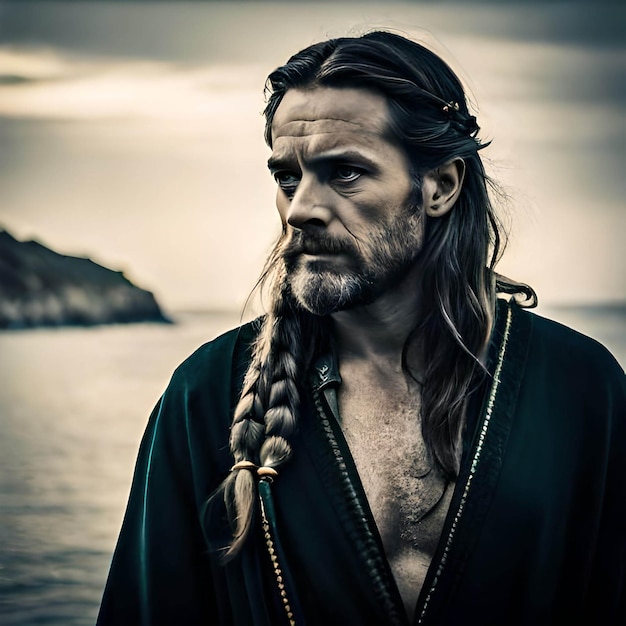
[281, 230, 357, 261]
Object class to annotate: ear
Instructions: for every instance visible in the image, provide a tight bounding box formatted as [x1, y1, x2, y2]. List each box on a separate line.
[422, 158, 466, 218]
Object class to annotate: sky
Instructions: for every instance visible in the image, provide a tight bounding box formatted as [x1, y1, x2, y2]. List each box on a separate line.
[0, 0, 624, 313]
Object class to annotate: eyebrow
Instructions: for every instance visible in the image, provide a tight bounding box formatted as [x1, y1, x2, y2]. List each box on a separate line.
[267, 155, 289, 173]
[267, 149, 379, 174]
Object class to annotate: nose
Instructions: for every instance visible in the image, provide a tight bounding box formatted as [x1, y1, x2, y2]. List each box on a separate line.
[284, 174, 333, 229]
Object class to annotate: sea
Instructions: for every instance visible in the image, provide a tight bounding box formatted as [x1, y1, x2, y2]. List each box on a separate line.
[0, 306, 624, 625]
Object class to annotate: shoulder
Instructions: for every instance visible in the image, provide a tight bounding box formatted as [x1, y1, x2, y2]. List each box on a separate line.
[150, 319, 261, 432]
[510, 305, 625, 422]
[145, 319, 261, 479]
[168, 318, 261, 393]
[522, 307, 623, 380]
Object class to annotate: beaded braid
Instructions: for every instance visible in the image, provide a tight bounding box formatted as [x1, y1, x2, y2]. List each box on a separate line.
[221, 249, 328, 558]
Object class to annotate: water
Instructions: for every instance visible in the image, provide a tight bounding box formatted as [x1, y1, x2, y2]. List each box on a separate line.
[0, 311, 242, 625]
[0, 308, 623, 625]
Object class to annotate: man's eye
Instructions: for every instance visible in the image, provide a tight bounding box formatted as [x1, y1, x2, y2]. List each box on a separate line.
[333, 166, 362, 182]
[274, 171, 300, 190]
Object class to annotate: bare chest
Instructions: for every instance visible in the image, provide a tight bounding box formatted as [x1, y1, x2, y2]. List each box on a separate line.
[338, 383, 451, 615]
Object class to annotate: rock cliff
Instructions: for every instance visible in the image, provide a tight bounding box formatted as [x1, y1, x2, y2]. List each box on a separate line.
[0, 229, 170, 329]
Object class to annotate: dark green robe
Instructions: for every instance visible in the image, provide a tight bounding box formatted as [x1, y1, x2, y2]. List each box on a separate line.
[97, 300, 625, 625]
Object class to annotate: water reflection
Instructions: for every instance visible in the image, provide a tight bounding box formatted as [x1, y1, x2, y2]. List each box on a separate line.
[0, 312, 240, 625]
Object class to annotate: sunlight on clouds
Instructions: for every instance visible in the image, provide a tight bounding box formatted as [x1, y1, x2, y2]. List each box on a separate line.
[0, 47, 267, 121]
[0, 47, 75, 79]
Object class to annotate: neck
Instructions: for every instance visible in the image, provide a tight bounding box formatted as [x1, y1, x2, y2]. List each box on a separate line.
[330, 266, 423, 372]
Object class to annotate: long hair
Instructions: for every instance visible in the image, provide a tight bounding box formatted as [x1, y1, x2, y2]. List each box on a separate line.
[218, 31, 536, 558]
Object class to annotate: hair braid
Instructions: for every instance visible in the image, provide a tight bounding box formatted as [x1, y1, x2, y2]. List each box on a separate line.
[220, 253, 328, 557]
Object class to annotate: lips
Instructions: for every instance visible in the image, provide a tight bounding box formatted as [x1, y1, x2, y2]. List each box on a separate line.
[300, 241, 336, 255]
[282, 232, 350, 259]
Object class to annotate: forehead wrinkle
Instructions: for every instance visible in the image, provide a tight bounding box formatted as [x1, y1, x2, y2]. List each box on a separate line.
[270, 88, 397, 168]
[272, 116, 383, 140]
[270, 131, 383, 171]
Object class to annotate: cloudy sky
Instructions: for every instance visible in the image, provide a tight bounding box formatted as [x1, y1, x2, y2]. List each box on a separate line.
[0, 0, 624, 312]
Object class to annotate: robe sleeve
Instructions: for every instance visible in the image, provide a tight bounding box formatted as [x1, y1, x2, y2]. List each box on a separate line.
[97, 325, 254, 626]
[96, 390, 218, 626]
[587, 345, 626, 623]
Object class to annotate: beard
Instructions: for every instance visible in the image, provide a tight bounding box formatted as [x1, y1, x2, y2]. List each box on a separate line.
[280, 208, 424, 316]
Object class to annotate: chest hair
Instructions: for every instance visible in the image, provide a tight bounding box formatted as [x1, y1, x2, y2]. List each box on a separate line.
[338, 373, 452, 615]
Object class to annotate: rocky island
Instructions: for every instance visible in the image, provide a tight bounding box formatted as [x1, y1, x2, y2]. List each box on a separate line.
[0, 229, 170, 329]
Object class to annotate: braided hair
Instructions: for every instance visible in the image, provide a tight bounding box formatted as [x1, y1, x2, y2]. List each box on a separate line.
[218, 31, 535, 558]
[220, 241, 330, 557]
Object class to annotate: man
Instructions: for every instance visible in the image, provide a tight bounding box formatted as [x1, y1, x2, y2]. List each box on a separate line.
[98, 32, 625, 625]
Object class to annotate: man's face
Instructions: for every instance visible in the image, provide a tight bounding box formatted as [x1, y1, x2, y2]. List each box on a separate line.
[269, 86, 423, 316]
